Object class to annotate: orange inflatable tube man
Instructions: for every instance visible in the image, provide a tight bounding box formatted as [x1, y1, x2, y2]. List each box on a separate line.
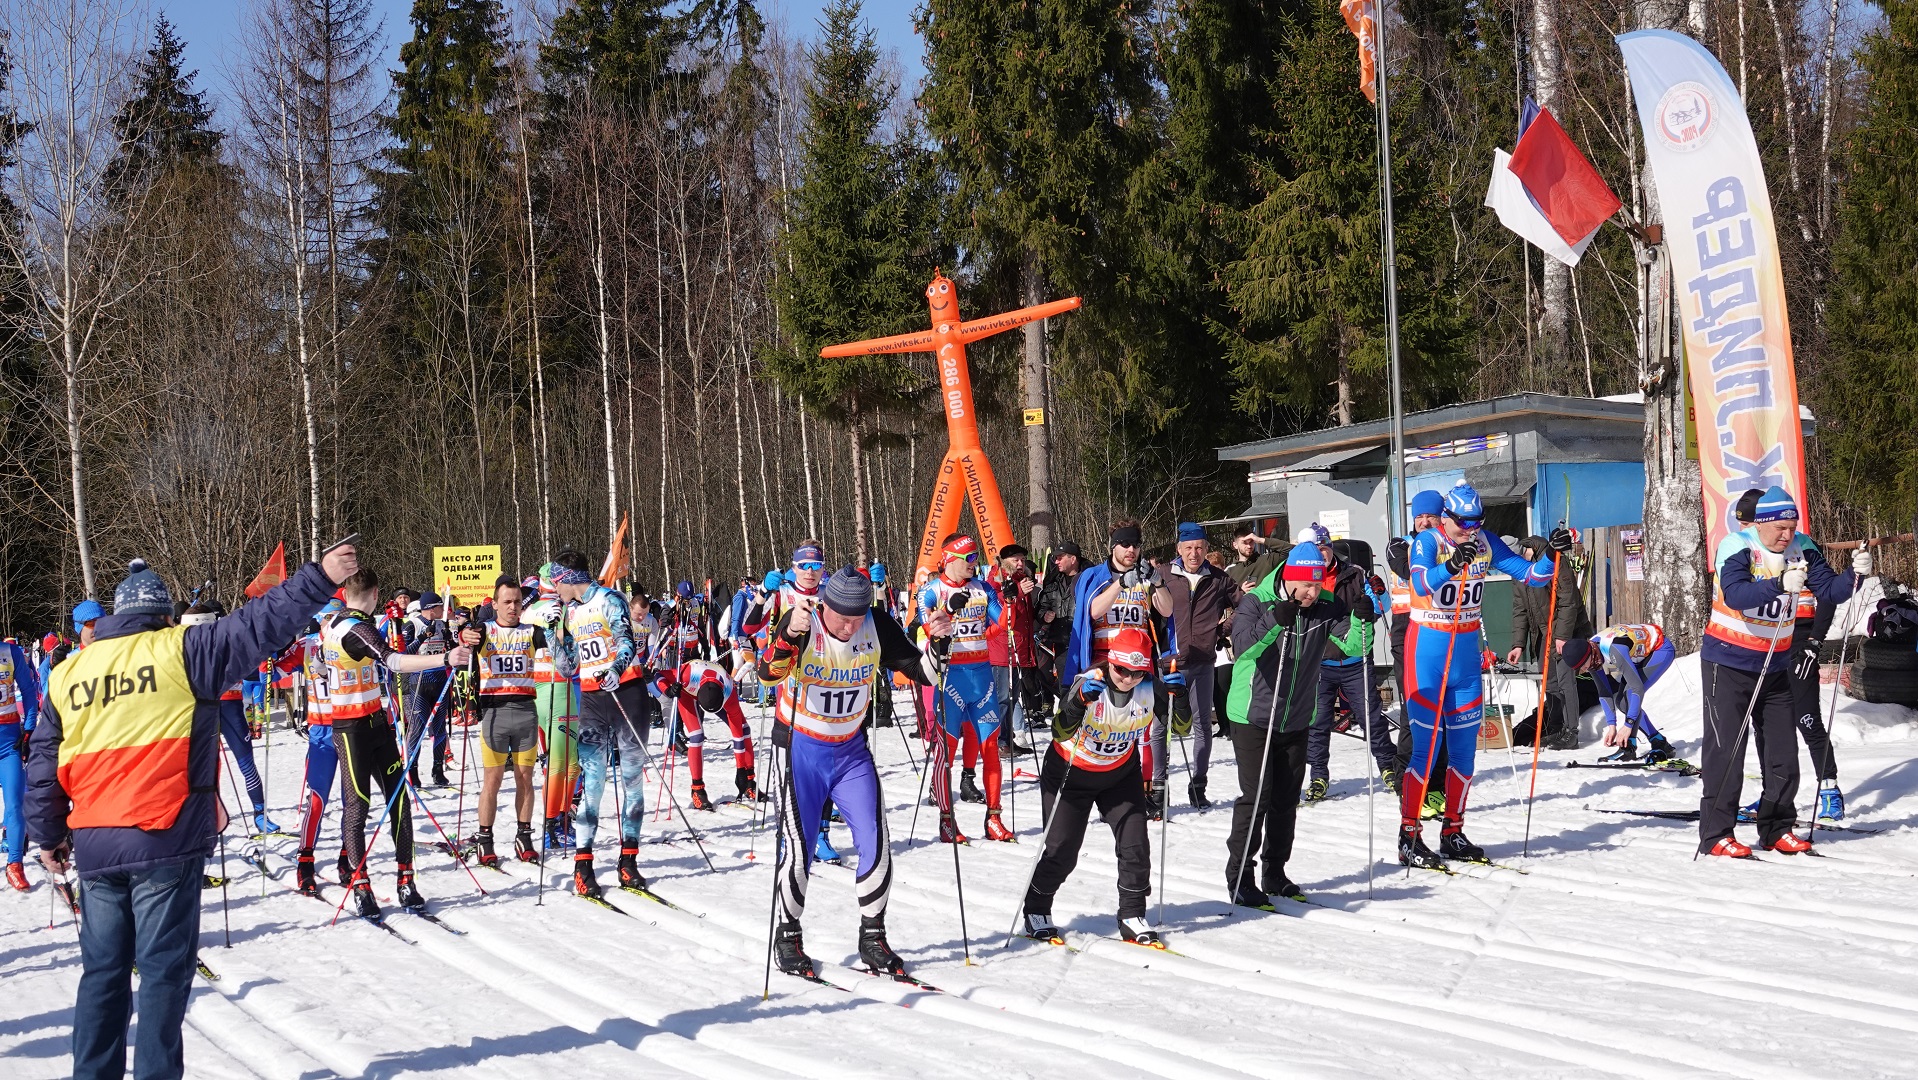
[821, 271, 1081, 577]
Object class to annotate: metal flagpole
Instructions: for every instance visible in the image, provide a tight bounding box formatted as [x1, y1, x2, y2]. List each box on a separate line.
[1375, 0, 1408, 540]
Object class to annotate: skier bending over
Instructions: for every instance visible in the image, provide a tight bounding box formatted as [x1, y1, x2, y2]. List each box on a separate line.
[1021, 627, 1161, 947]
[1399, 481, 1558, 869]
[1560, 623, 1681, 765]
[760, 567, 950, 980]
[658, 657, 761, 808]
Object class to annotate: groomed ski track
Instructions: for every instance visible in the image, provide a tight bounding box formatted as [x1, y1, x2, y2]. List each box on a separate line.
[5, 652, 1917, 1078]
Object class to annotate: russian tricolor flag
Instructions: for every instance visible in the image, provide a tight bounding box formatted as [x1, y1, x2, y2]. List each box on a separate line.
[1484, 100, 1622, 266]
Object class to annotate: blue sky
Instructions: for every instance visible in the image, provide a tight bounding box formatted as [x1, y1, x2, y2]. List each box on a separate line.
[162, 0, 927, 120]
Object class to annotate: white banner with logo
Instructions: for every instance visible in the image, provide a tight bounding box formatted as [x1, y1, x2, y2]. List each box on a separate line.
[1617, 29, 1807, 552]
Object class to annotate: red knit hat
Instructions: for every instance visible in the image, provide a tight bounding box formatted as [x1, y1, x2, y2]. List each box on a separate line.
[1105, 628, 1154, 673]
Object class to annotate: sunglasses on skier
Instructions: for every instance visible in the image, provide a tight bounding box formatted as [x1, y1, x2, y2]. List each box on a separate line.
[795, 561, 825, 572]
[1445, 512, 1484, 531]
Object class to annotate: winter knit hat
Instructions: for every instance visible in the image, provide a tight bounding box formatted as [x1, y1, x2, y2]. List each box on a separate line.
[1732, 488, 1766, 524]
[1104, 628, 1154, 673]
[113, 559, 173, 617]
[822, 566, 873, 616]
[1177, 522, 1206, 543]
[1281, 542, 1329, 585]
[1559, 637, 1595, 670]
[71, 598, 104, 629]
[1295, 522, 1331, 547]
[1410, 489, 1445, 518]
[1752, 486, 1799, 523]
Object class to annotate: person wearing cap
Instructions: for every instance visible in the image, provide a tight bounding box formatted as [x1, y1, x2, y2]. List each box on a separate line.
[1508, 530, 1591, 750]
[1035, 541, 1084, 708]
[661, 580, 715, 668]
[1154, 523, 1233, 809]
[72, 598, 104, 650]
[547, 548, 654, 899]
[0, 620, 42, 891]
[400, 589, 453, 787]
[1222, 543, 1349, 907]
[917, 534, 1011, 843]
[1699, 485, 1862, 857]
[743, 541, 827, 642]
[759, 565, 952, 980]
[987, 544, 1043, 752]
[1717, 488, 1851, 823]
[1067, 521, 1176, 811]
[1560, 625, 1683, 765]
[29, 548, 356, 1080]
[180, 603, 279, 837]
[1291, 524, 1396, 804]
[1399, 481, 1557, 869]
[522, 563, 580, 849]
[1020, 625, 1164, 947]
[1386, 490, 1444, 797]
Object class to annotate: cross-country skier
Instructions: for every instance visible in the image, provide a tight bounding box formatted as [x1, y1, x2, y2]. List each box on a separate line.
[918, 534, 1011, 843]
[746, 545, 837, 859]
[1699, 486, 1861, 856]
[293, 598, 343, 895]
[658, 657, 760, 808]
[1067, 522, 1175, 814]
[327, 567, 473, 916]
[547, 551, 653, 898]
[0, 630, 41, 890]
[1399, 481, 1560, 868]
[458, 575, 547, 867]
[1385, 490, 1445, 811]
[180, 603, 277, 836]
[660, 580, 715, 666]
[1223, 544, 1347, 906]
[1021, 627, 1161, 946]
[1559, 624, 1683, 765]
[759, 567, 950, 980]
[524, 567, 579, 850]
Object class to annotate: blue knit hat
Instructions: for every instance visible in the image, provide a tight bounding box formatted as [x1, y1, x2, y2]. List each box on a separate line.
[1281, 542, 1329, 584]
[1752, 486, 1798, 523]
[1410, 489, 1445, 518]
[113, 558, 173, 617]
[71, 599, 104, 629]
[1176, 522, 1206, 543]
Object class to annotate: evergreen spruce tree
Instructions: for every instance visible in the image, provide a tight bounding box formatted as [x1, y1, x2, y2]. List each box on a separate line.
[106, 16, 223, 195]
[1825, 0, 1918, 523]
[540, 0, 688, 107]
[766, 0, 942, 560]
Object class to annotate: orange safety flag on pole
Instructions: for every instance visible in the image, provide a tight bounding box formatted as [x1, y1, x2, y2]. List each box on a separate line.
[599, 513, 630, 587]
[244, 541, 287, 599]
[1340, 0, 1379, 103]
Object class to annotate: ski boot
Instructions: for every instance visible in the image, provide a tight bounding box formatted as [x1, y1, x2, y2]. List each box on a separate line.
[1304, 777, 1329, 804]
[958, 768, 986, 804]
[474, 829, 499, 868]
[514, 827, 538, 863]
[1262, 877, 1306, 903]
[938, 812, 969, 845]
[1188, 779, 1212, 809]
[1769, 832, 1814, 854]
[1145, 780, 1166, 821]
[430, 768, 450, 787]
[1118, 915, 1164, 949]
[1229, 882, 1273, 910]
[859, 915, 908, 976]
[6, 862, 29, 892]
[573, 853, 603, 898]
[395, 866, 426, 913]
[688, 781, 715, 811]
[1737, 797, 1760, 823]
[1545, 723, 1580, 751]
[1816, 780, 1845, 822]
[1023, 911, 1063, 943]
[1379, 767, 1400, 796]
[813, 827, 840, 863]
[617, 846, 646, 890]
[773, 919, 815, 978]
[351, 877, 381, 919]
[295, 853, 319, 897]
[1596, 741, 1639, 764]
[735, 766, 763, 802]
[1398, 825, 1446, 870]
[1645, 737, 1679, 766]
[1421, 789, 1446, 820]
[1438, 828, 1488, 864]
[252, 810, 281, 835]
[1705, 835, 1753, 858]
[983, 809, 1014, 842]
[545, 814, 572, 850]
[337, 851, 353, 887]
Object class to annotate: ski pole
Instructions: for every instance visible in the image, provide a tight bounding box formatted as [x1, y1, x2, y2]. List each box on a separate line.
[761, 745, 789, 1000]
[933, 655, 972, 964]
[611, 689, 717, 873]
[1823, 549, 1868, 762]
[1361, 648, 1377, 899]
[1522, 544, 1564, 857]
[218, 830, 231, 948]
[1231, 625, 1295, 897]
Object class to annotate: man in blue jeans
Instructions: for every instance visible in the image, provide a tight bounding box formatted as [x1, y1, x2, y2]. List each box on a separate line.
[29, 546, 351, 1080]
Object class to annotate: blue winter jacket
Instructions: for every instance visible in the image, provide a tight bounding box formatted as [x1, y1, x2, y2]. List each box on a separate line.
[27, 561, 337, 878]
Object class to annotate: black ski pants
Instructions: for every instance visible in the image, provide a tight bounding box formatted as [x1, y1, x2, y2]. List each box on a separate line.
[1224, 720, 1308, 892]
[1700, 660, 1800, 851]
[336, 712, 414, 875]
[1028, 747, 1151, 919]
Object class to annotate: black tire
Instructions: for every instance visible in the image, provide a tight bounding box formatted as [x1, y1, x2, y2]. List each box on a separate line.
[1849, 662, 1918, 706]
[1859, 637, 1918, 672]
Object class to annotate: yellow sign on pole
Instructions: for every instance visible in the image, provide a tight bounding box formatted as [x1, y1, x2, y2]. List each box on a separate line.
[1022, 408, 1045, 427]
[433, 545, 501, 610]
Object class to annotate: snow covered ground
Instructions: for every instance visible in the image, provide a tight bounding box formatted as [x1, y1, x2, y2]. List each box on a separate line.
[6, 652, 1918, 1079]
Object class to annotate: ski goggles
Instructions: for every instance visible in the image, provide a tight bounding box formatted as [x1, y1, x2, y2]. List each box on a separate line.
[1444, 511, 1484, 531]
[793, 560, 825, 573]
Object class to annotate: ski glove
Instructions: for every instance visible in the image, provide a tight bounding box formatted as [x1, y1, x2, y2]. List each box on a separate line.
[1853, 547, 1874, 576]
[1159, 655, 1186, 691]
[1793, 641, 1820, 682]
[1078, 672, 1107, 704]
[1779, 564, 1808, 596]
[1444, 538, 1480, 573]
[1330, 614, 1375, 658]
[1386, 536, 1412, 578]
[1169, 702, 1193, 739]
[1117, 566, 1146, 589]
[1548, 526, 1577, 552]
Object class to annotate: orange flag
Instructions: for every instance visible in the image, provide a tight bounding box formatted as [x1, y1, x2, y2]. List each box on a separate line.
[244, 541, 288, 599]
[599, 514, 630, 587]
[1340, 0, 1379, 103]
